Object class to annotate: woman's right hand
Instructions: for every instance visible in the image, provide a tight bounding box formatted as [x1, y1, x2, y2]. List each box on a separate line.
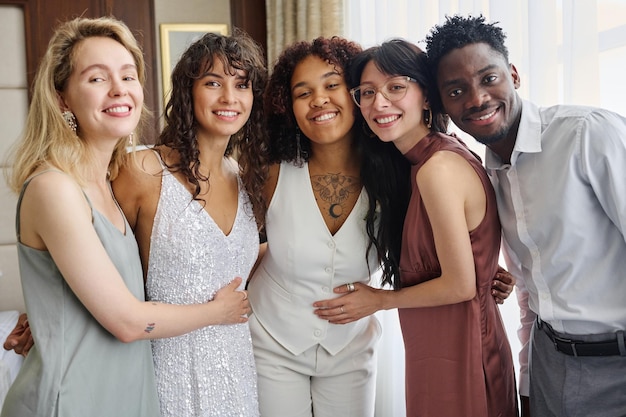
[212, 277, 251, 324]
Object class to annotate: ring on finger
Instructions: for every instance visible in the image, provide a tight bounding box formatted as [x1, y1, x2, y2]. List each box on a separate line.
[340, 306, 345, 313]
[346, 282, 355, 292]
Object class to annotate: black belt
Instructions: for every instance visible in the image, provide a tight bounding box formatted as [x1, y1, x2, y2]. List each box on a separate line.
[537, 318, 626, 357]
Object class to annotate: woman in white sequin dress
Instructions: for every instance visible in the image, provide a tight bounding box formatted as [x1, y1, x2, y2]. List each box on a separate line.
[113, 31, 268, 417]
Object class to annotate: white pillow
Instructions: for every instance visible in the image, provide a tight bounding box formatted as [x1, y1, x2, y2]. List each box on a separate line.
[0, 359, 11, 411]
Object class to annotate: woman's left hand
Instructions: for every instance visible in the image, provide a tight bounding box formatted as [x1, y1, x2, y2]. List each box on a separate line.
[313, 283, 383, 324]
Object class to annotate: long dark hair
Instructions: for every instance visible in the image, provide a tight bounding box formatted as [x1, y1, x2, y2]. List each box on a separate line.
[158, 29, 269, 227]
[348, 39, 453, 289]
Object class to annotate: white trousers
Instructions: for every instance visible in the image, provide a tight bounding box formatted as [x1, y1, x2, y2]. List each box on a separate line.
[250, 313, 381, 417]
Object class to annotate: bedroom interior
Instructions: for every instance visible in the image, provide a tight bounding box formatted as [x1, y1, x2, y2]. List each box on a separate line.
[0, 1, 624, 415]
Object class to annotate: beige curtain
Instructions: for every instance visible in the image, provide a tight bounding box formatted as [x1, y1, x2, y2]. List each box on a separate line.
[266, 0, 344, 68]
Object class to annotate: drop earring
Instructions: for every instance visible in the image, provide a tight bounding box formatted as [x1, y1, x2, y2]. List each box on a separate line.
[424, 108, 433, 130]
[128, 132, 134, 147]
[295, 127, 303, 165]
[62, 110, 77, 133]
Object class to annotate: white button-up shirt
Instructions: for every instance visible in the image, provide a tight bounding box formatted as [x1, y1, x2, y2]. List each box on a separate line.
[485, 100, 626, 395]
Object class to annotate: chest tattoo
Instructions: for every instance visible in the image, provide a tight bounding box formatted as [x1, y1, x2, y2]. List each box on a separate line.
[310, 173, 361, 219]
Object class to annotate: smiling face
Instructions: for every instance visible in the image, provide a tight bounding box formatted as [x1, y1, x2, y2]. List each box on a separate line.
[436, 42, 522, 146]
[192, 56, 253, 141]
[290, 55, 355, 147]
[358, 60, 430, 153]
[59, 36, 143, 144]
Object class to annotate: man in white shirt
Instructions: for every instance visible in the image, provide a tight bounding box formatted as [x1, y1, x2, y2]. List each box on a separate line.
[426, 14, 626, 417]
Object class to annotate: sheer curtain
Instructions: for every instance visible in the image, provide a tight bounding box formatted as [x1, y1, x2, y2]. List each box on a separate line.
[345, 1, 626, 416]
[265, 0, 343, 66]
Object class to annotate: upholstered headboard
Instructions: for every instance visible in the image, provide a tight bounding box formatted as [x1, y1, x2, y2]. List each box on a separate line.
[0, 241, 24, 314]
[0, 179, 25, 314]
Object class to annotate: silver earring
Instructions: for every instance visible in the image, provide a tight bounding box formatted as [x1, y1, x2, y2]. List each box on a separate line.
[424, 108, 433, 130]
[295, 127, 303, 165]
[128, 132, 134, 147]
[62, 110, 77, 133]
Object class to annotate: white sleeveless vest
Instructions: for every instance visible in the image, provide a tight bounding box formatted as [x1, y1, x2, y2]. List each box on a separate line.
[248, 161, 379, 355]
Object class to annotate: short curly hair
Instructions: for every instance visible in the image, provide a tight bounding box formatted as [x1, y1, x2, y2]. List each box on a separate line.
[425, 14, 509, 77]
[264, 36, 362, 163]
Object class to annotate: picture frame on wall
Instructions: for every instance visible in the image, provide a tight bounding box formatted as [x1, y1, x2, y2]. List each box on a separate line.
[160, 23, 229, 103]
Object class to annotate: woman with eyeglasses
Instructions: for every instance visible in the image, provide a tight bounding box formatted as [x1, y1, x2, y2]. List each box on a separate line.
[248, 36, 515, 417]
[314, 38, 518, 416]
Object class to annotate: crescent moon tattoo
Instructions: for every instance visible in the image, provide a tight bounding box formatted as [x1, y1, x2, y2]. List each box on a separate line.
[329, 203, 342, 219]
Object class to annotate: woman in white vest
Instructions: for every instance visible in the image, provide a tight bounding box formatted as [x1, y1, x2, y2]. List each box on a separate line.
[247, 36, 515, 417]
[247, 37, 411, 417]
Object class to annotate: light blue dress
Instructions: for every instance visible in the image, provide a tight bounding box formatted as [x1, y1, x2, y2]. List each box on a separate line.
[1, 172, 160, 417]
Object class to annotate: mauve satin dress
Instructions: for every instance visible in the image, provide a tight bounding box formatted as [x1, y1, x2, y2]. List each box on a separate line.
[398, 132, 518, 417]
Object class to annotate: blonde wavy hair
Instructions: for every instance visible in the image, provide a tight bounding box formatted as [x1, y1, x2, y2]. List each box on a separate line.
[6, 16, 149, 193]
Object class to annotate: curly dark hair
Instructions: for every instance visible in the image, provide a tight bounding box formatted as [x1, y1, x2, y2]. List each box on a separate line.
[264, 36, 362, 163]
[157, 29, 269, 227]
[425, 14, 509, 78]
[262, 36, 409, 288]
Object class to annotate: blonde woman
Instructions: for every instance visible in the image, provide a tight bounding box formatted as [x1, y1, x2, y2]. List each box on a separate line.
[1, 17, 248, 417]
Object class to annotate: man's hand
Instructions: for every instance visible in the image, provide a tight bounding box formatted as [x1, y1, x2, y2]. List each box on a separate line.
[3, 313, 33, 357]
[492, 266, 516, 304]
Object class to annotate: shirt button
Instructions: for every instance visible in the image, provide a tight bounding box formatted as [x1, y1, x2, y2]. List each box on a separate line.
[325, 267, 332, 274]
[328, 241, 335, 249]
[314, 330, 321, 337]
[322, 286, 330, 293]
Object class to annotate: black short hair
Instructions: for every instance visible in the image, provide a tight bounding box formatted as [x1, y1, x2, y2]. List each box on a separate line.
[425, 14, 509, 75]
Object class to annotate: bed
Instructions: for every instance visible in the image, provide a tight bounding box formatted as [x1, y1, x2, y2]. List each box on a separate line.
[0, 310, 24, 410]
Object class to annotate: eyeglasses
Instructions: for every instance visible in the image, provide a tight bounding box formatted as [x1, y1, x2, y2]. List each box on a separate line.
[350, 76, 417, 108]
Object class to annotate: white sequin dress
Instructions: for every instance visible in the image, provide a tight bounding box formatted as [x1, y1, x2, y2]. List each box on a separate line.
[146, 164, 260, 417]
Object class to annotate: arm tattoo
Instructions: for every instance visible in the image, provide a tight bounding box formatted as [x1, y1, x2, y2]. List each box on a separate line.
[144, 323, 156, 334]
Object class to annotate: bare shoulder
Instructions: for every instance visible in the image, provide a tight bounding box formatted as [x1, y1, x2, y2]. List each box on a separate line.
[23, 170, 85, 207]
[417, 149, 487, 231]
[19, 170, 91, 248]
[114, 149, 163, 193]
[417, 150, 479, 188]
[112, 148, 163, 229]
[118, 148, 163, 179]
